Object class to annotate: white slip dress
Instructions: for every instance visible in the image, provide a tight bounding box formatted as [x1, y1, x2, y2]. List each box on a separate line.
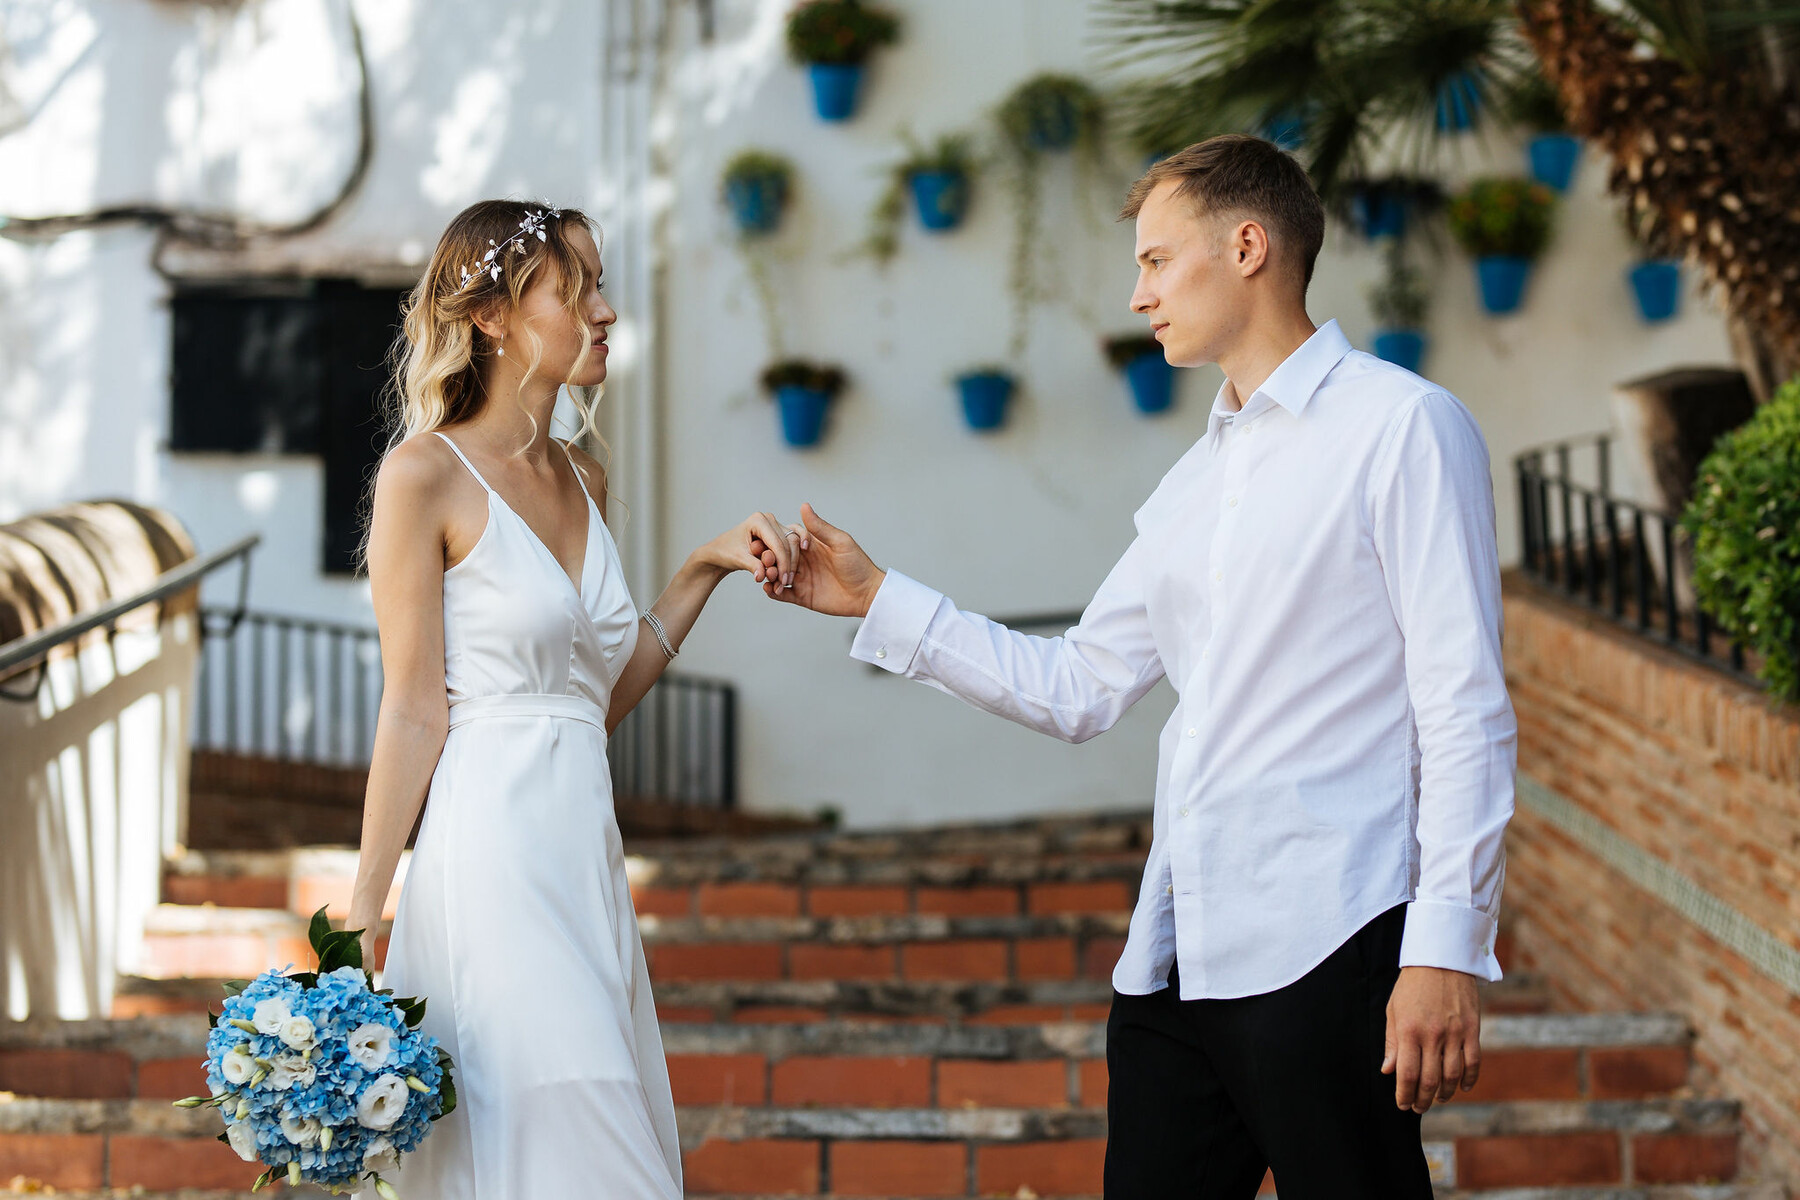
[374, 432, 682, 1199]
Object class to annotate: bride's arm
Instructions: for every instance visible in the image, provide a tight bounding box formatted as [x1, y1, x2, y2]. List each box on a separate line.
[348, 442, 456, 963]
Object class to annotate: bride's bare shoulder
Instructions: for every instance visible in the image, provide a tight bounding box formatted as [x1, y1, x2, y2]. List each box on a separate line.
[375, 433, 466, 501]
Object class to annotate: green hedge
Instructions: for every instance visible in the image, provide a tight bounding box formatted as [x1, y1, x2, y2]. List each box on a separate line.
[1683, 377, 1800, 702]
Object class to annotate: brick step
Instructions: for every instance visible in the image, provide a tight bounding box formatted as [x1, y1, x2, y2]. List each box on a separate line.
[1, 1095, 1739, 1196]
[160, 847, 1146, 921]
[639, 912, 1130, 986]
[669, 1097, 1742, 1195]
[138, 906, 391, 982]
[0, 1011, 1697, 1116]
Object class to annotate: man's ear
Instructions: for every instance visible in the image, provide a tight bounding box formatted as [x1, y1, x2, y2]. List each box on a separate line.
[1234, 219, 1272, 279]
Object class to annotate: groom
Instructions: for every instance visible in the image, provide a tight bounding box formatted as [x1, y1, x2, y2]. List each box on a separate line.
[762, 134, 1515, 1197]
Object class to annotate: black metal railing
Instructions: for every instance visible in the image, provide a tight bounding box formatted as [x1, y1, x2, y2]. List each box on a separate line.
[194, 607, 738, 808]
[1515, 435, 1757, 685]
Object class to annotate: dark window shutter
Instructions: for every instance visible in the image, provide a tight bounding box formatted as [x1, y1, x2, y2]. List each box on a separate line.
[319, 282, 407, 575]
[169, 281, 325, 453]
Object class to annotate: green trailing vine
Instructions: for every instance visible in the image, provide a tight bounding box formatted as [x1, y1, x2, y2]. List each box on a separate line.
[720, 150, 798, 359]
[994, 74, 1108, 356]
[857, 130, 979, 264]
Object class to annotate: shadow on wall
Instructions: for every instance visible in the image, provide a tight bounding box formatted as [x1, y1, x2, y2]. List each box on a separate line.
[0, 501, 199, 1020]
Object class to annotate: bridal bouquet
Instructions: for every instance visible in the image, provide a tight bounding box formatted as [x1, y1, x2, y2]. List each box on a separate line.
[174, 909, 456, 1196]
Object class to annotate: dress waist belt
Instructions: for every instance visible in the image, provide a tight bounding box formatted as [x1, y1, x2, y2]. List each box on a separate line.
[448, 693, 607, 735]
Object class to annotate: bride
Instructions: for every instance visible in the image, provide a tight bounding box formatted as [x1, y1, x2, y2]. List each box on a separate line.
[345, 199, 798, 1196]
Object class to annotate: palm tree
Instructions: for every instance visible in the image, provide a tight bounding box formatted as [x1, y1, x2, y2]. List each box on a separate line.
[1096, 0, 1800, 397]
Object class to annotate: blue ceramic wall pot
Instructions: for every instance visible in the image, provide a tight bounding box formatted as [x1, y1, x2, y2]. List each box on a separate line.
[1435, 72, 1482, 132]
[1123, 351, 1175, 414]
[1351, 188, 1407, 240]
[776, 386, 831, 448]
[1629, 259, 1682, 322]
[1371, 330, 1427, 373]
[1475, 255, 1532, 315]
[1528, 134, 1582, 192]
[956, 372, 1014, 431]
[911, 170, 970, 231]
[1026, 95, 1081, 151]
[809, 63, 864, 121]
[725, 177, 786, 236]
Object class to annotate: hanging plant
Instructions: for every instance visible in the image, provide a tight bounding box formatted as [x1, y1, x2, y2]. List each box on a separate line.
[1366, 241, 1431, 373]
[760, 359, 847, 449]
[995, 74, 1107, 355]
[1507, 72, 1581, 192]
[1447, 177, 1556, 315]
[1104, 334, 1175, 415]
[953, 367, 1017, 432]
[1336, 176, 1443, 242]
[785, 0, 900, 122]
[1621, 204, 1682, 323]
[721, 151, 795, 237]
[859, 132, 980, 264]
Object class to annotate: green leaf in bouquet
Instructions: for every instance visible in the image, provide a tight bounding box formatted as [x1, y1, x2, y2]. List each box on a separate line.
[308, 906, 333, 955]
[401, 997, 427, 1028]
[315, 929, 365, 976]
[222, 979, 250, 997]
[207, 1009, 219, 1030]
[216, 1131, 230, 1146]
[289, 972, 320, 989]
[434, 1046, 458, 1120]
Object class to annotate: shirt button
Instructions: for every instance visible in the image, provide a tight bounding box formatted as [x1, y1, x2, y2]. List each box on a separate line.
[1185, 728, 1197, 738]
[1165, 884, 1174, 895]
[1213, 570, 1223, 582]
[1179, 806, 1189, 816]
[875, 648, 887, 660]
[1202, 648, 1210, 660]
[1228, 497, 1238, 508]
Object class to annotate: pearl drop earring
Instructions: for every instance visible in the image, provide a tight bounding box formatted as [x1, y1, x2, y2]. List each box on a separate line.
[496, 335, 505, 358]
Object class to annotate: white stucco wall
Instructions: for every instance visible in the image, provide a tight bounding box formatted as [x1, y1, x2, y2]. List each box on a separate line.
[0, 0, 1738, 829]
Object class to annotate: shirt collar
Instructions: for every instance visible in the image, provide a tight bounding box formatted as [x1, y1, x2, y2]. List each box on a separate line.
[1206, 319, 1353, 441]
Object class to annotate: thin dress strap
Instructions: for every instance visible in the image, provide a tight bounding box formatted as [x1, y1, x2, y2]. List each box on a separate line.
[557, 438, 597, 508]
[434, 431, 495, 493]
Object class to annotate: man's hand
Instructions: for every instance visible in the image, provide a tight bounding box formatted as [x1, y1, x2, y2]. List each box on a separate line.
[1382, 965, 1481, 1113]
[753, 503, 886, 617]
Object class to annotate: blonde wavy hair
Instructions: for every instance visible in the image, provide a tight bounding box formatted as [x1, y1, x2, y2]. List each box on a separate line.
[383, 198, 608, 454]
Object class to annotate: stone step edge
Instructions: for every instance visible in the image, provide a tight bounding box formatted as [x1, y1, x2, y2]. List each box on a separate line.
[7, 1009, 1673, 1058]
[0, 1097, 1737, 1140]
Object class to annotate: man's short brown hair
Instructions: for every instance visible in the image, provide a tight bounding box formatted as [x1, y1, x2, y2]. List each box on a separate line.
[1121, 134, 1327, 291]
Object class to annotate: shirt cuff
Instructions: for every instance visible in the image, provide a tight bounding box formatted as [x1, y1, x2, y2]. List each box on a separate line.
[849, 570, 943, 675]
[1398, 900, 1503, 982]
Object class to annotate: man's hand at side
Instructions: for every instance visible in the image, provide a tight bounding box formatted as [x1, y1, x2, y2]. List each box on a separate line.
[752, 503, 886, 618]
[1382, 965, 1481, 1113]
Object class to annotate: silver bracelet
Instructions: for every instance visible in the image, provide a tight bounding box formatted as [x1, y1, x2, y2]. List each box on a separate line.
[642, 611, 678, 662]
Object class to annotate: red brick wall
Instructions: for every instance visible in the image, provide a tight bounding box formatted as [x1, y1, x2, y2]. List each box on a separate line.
[1502, 575, 1800, 1186]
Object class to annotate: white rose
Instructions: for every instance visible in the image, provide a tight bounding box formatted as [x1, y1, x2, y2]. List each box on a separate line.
[226, 1119, 259, 1162]
[252, 998, 292, 1036]
[363, 1136, 400, 1174]
[280, 1112, 323, 1146]
[355, 1074, 409, 1131]
[221, 1044, 256, 1086]
[266, 1054, 317, 1092]
[347, 1022, 394, 1069]
[278, 1014, 318, 1051]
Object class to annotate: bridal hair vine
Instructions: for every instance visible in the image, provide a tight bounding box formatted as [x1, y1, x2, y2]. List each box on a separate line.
[458, 206, 562, 292]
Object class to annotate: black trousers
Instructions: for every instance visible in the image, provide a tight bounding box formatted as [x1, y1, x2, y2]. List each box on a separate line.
[1103, 904, 1433, 1199]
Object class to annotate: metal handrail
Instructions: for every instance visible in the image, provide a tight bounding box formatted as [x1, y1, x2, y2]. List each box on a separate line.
[0, 534, 260, 686]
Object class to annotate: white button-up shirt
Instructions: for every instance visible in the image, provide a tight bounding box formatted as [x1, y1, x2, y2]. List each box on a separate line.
[851, 321, 1516, 1000]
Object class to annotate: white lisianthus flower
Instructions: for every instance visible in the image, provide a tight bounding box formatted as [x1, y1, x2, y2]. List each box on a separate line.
[278, 1014, 318, 1051]
[356, 1074, 409, 1131]
[266, 1054, 317, 1092]
[226, 1120, 259, 1162]
[363, 1136, 400, 1174]
[280, 1112, 323, 1146]
[252, 997, 292, 1035]
[347, 1022, 394, 1069]
[221, 1044, 256, 1086]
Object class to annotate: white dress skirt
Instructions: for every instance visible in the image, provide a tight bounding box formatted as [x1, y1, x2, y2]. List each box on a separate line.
[373, 433, 682, 1198]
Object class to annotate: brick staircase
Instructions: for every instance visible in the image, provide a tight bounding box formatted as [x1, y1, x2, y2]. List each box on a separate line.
[1, 813, 1783, 1198]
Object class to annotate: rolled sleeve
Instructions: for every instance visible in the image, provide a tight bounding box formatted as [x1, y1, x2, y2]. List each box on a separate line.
[850, 571, 944, 675]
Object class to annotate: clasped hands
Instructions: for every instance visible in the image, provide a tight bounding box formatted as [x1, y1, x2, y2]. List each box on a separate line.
[732, 503, 886, 619]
